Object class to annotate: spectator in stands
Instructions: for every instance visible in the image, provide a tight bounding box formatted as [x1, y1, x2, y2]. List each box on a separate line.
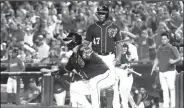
[131, 18, 146, 37]
[146, 11, 157, 34]
[23, 1, 33, 12]
[36, 35, 50, 59]
[154, 21, 170, 48]
[49, 3, 57, 16]
[16, 4, 27, 21]
[0, 42, 7, 59]
[24, 24, 34, 47]
[136, 30, 150, 62]
[136, 30, 156, 62]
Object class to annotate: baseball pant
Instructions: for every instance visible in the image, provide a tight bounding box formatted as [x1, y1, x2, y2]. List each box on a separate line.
[70, 80, 92, 108]
[6, 77, 17, 93]
[89, 70, 115, 108]
[98, 53, 116, 81]
[54, 90, 66, 106]
[113, 67, 134, 108]
[137, 102, 145, 108]
[159, 70, 177, 108]
[70, 70, 114, 108]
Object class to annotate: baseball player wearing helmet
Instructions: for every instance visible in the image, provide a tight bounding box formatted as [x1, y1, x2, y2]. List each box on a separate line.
[64, 33, 115, 108]
[85, 5, 122, 108]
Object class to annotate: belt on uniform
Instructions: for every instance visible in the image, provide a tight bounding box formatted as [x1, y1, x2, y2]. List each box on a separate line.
[97, 52, 113, 56]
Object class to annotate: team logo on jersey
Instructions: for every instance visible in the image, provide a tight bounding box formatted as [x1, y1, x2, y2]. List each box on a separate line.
[144, 100, 151, 106]
[108, 28, 118, 38]
[77, 55, 85, 68]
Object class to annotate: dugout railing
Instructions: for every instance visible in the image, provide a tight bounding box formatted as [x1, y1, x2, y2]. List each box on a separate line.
[1, 62, 183, 108]
[0, 71, 55, 106]
[175, 71, 184, 108]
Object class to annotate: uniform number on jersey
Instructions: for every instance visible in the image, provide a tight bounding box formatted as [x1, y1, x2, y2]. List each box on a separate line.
[93, 37, 100, 45]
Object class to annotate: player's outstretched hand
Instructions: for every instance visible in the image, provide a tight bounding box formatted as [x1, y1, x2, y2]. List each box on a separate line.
[150, 67, 159, 76]
[150, 69, 154, 76]
[168, 58, 175, 64]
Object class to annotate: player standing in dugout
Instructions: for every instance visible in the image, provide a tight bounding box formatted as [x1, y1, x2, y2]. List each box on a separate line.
[85, 5, 123, 108]
[2, 48, 25, 104]
[151, 33, 181, 108]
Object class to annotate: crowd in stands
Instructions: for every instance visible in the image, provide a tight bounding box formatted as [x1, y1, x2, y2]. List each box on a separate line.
[1, 1, 183, 63]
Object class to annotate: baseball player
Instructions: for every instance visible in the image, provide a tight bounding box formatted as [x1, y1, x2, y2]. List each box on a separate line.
[63, 33, 115, 108]
[2, 48, 25, 104]
[136, 87, 156, 108]
[114, 43, 137, 108]
[151, 33, 181, 108]
[85, 5, 122, 108]
[40, 50, 69, 106]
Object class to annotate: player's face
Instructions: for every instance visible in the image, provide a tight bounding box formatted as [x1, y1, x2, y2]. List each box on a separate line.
[72, 45, 79, 54]
[12, 51, 17, 58]
[140, 87, 146, 94]
[136, 21, 142, 28]
[9, 50, 13, 57]
[161, 36, 169, 45]
[122, 47, 128, 54]
[98, 13, 106, 22]
[141, 30, 148, 38]
[49, 50, 56, 57]
[72, 36, 76, 42]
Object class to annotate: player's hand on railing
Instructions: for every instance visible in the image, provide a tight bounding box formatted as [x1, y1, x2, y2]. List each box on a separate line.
[20, 99, 28, 105]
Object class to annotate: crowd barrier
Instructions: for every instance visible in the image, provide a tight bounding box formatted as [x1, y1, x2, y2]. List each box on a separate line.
[176, 71, 184, 108]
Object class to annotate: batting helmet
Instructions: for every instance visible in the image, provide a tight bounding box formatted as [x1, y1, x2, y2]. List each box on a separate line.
[63, 32, 82, 50]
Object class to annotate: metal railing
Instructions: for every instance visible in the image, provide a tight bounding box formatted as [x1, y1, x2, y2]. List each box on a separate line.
[175, 71, 184, 108]
[0, 71, 54, 106]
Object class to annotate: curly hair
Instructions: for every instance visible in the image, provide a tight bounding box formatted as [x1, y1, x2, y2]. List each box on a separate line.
[122, 43, 131, 55]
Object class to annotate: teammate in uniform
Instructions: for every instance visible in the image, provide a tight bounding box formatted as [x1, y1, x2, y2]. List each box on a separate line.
[85, 5, 122, 108]
[151, 33, 181, 108]
[3, 48, 25, 104]
[136, 87, 156, 108]
[114, 43, 137, 108]
[64, 33, 115, 108]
